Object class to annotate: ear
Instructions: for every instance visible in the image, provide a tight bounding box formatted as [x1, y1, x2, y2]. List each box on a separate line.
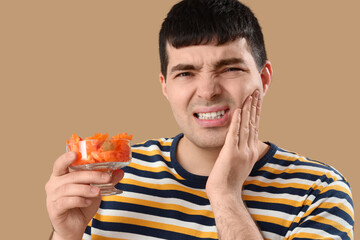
[159, 73, 168, 99]
[260, 60, 273, 97]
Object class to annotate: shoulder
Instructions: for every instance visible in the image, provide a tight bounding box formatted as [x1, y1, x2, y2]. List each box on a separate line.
[132, 136, 174, 152]
[268, 145, 354, 238]
[128, 135, 182, 163]
[269, 144, 348, 184]
[259, 143, 353, 203]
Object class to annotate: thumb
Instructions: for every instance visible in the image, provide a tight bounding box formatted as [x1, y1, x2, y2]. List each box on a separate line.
[111, 169, 125, 185]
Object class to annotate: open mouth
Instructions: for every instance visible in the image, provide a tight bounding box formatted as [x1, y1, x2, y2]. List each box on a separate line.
[194, 110, 227, 120]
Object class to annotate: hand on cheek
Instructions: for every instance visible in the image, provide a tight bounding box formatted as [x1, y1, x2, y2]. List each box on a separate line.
[206, 90, 262, 197]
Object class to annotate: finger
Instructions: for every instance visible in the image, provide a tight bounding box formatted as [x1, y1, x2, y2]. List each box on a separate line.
[255, 97, 262, 143]
[52, 152, 78, 177]
[224, 108, 241, 147]
[61, 170, 112, 186]
[54, 183, 101, 200]
[55, 196, 96, 214]
[239, 95, 252, 147]
[248, 90, 259, 148]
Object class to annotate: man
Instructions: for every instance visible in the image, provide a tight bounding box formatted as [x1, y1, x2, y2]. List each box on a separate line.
[46, 0, 354, 239]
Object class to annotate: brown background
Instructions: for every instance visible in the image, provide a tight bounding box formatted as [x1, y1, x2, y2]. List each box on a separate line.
[1, 0, 358, 239]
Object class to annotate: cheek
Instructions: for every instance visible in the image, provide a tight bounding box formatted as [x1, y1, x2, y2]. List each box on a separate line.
[230, 83, 252, 101]
[166, 85, 191, 111]
[228, 80, 260, 106]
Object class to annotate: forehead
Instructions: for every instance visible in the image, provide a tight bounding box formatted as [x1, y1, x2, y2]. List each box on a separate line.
[166, 38, 255, 69]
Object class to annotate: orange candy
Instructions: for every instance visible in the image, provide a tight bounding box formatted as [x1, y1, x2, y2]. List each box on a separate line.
[112, 132, 133, 140]
[85, 133, 109, 141]
[66, 133, 132, 166]
[66, 133, 82, 145]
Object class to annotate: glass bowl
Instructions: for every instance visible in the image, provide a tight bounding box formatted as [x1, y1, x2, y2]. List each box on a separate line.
[66, 139, 131, 195]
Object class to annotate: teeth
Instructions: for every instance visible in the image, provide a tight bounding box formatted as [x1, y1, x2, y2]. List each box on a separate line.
[197, 110, 225, 120]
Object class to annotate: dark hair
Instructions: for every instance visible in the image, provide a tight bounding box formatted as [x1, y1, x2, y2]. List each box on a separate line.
[159, 0, 267, 78]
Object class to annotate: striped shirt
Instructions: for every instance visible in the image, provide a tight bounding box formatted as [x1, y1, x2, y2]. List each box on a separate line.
[83, 133, 354, 240]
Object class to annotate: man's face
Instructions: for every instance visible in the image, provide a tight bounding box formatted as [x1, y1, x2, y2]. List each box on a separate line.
[160, 38, 272, 150]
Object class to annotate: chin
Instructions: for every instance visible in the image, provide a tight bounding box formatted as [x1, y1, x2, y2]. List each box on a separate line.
[185, 131, 226, 150]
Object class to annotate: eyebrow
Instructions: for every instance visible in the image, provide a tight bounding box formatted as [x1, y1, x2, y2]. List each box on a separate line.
[170, 64, 200, 75]
[213, 58, 245, 69]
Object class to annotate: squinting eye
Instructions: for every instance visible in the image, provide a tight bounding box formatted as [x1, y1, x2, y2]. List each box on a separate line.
[176, 72, 191, 78]
[225, 67, 242, 72]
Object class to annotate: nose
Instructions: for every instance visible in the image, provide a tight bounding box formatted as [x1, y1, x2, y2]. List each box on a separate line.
[196, 76, 222, 100]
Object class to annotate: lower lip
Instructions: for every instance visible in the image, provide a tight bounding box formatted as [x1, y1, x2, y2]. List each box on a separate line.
[194, 110, 230, 128]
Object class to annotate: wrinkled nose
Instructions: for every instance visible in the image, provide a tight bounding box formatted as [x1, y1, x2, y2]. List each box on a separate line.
[196, 77, 222, 101]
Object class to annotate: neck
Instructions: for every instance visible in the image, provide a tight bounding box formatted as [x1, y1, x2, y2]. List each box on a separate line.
[176, 135, 269, 177]
[176, 136, 221, 176]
